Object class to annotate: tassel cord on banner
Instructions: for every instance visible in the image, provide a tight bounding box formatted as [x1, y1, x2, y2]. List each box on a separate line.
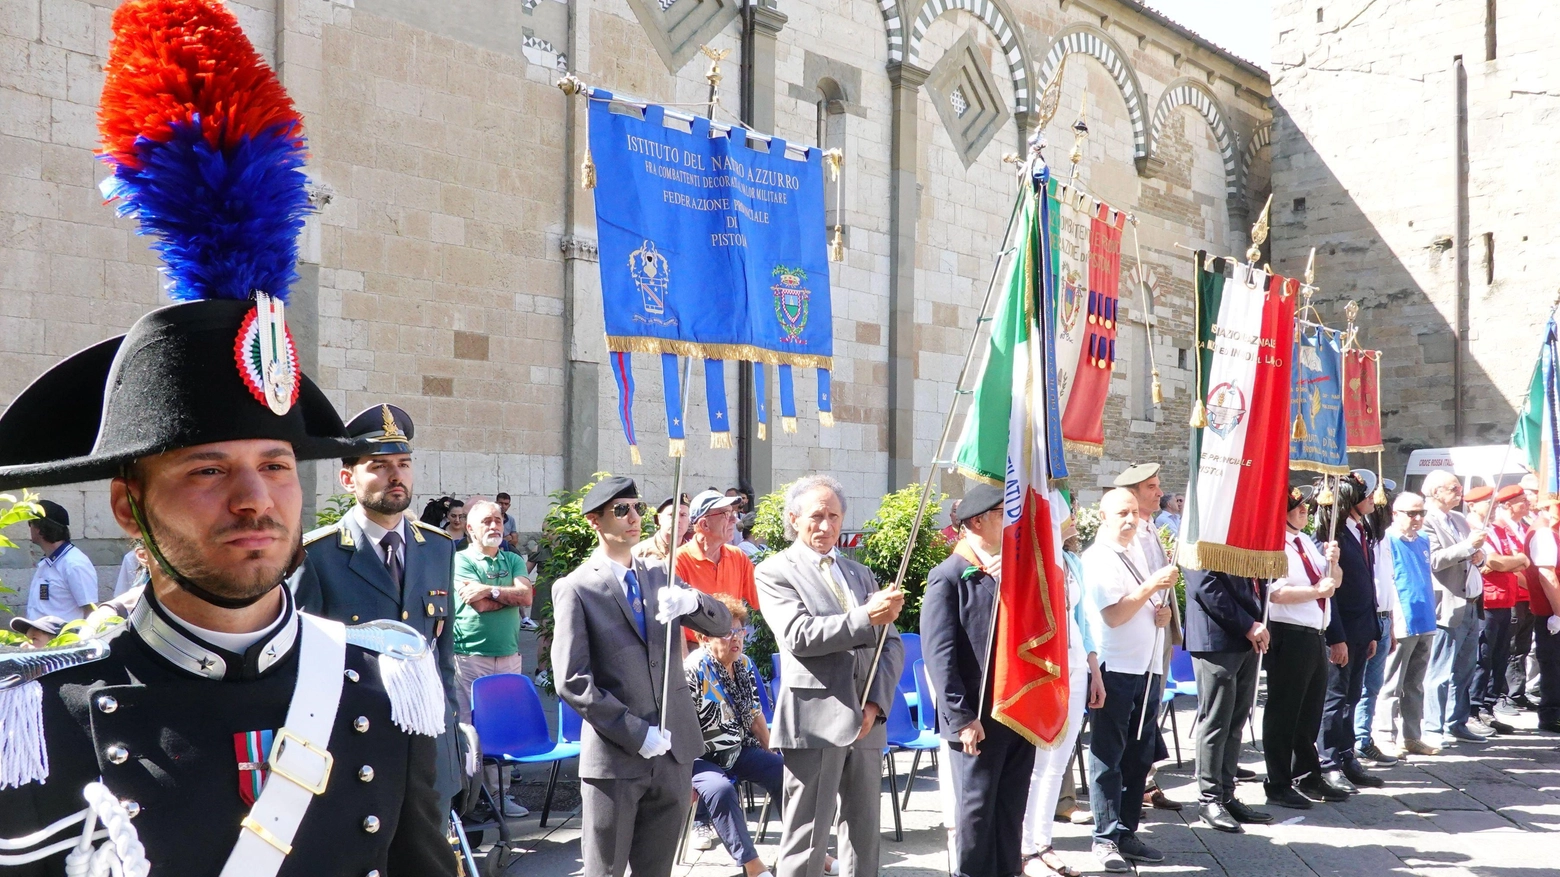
[856, 164, 1029, 706]
[1126, 221, 1163, 406]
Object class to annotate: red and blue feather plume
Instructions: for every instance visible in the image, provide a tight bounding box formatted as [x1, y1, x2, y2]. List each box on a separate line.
[98, 0, 309, 303]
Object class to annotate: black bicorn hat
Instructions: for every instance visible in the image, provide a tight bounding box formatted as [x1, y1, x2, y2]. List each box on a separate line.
[0, 301, 364, 490]
[345, 404, 415, 456]
[581, 476, 639, 515]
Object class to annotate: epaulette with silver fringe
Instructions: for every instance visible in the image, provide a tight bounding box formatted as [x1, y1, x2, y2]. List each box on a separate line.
[344, 619, 445, 738]
[1, 640, 112, 790]
[302, 522, 343, 547]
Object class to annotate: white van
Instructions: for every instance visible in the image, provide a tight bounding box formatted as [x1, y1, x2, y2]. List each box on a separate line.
[1401, 445, 1528, 496]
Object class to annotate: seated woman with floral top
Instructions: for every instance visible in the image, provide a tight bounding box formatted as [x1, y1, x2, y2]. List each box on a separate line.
[685, 594, 837, 877]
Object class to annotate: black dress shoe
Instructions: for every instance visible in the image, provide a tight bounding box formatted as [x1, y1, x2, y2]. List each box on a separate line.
[1486, 717, 1516, 734]
[1198, 802, 1243, 833]
[1265, 786, 1314, 809]
[1226, 799, 1275, 824]
[1539, 720, 1560, 734]
[1341, 761, 1385, 788]
[1235, 767, 1258, 781]
[1297, 775, 1351, 802]
[1323, 770, 1359, 795]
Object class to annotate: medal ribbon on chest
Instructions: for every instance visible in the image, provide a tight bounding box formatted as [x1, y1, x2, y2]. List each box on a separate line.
[234, 729, 276, 807]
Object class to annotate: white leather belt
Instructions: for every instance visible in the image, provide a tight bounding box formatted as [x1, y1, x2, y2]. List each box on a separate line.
[220, 614, 346, 877]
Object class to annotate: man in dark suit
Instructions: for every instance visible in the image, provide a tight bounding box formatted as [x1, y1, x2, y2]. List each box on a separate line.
[756, 474, 904, 877]
[922, 483, 1036, 877]
[1184, 568, 1273, 832]
[1317, 474, 1386, 792]
[293, 404, 463, 806]
[552, 476, 732, 877]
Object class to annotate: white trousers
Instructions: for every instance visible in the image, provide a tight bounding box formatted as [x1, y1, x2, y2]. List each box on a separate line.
[1021, 662, 1087, 855]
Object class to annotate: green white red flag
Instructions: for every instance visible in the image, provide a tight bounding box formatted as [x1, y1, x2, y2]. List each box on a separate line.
[952, 173, 1070, 748]
[1178, 254, 1297, 578]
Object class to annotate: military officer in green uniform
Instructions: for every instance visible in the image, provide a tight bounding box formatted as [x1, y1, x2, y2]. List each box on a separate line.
[292, 404, 465, 807]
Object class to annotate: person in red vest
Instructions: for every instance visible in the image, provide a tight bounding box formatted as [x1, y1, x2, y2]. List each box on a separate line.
[1521, 495, 1560, 734]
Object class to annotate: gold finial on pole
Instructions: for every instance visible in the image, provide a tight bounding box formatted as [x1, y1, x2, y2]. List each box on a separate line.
[701, 46, 731, 90]
[1033, 57, 1069, 132]
[1068, 90, 1089, 168]
[1246, 193, 1272, 264]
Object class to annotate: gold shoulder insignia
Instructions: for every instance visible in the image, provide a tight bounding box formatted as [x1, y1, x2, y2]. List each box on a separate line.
[410, 520, 452, 541]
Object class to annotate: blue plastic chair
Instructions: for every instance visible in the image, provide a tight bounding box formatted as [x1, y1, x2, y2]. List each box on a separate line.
[558, 699, 583, 744]
[1168, 647, 1199, 698]
[912, 659, 937, 733]
[755, 665, 775, 724]
[472, 674, 580, 827]
[898, 633, 922, 711]
[885, 686, 941, 813]
[771, 652, 782, 686]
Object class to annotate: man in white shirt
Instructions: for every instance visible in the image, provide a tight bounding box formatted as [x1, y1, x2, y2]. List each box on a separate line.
[1264, 485, 1345, 808]
[1083, 489, 1177, 873]
[24, 500, 99, 622]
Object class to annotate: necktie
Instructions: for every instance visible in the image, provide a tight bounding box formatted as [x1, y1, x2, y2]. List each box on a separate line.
[1293, 536, 1326, 612]
[624, 568, 647, 639]
[381, 530, 403, 587]
[820, 555, 852, 610]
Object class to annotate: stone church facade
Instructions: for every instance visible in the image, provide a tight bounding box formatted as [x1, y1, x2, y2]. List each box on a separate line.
[0, 0, 1269, 571]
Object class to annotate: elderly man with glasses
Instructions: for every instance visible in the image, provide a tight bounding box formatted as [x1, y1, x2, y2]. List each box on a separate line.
[1420, 471, 1493, 745]
[677, 490, 762, 641]
[1374, 492, 1441, 757]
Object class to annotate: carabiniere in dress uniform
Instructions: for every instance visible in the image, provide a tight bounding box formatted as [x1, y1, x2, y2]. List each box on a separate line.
[0, 2, 460, 874]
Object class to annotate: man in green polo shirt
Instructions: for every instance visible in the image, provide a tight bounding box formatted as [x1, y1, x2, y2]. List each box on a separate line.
[455, 499, 534, 817]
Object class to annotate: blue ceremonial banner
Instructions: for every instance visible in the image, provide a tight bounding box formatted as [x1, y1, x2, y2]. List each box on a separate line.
[1289, 323, 1349, 475]
[588, 92, 834, 456]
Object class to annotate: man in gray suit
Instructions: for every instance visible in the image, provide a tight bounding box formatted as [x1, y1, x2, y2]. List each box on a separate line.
[293, 403, 464, 804]
[1421, 470, 1494, 744]
[552, 475, 733, 877]
[756, 474, 905, 877]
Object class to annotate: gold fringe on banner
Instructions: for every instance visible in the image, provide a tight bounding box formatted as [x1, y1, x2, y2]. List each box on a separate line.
[668, 438, 686, 458]
[757, 422, 767, 441]
[606, 335, 833, 371]
[1349, 443, 1386, 454]
[818, 411, 835, 428]
[710, 431, 733, 449]
[1290, 460, 1351, 476]
[1177, 541, 1289, 579]
[1063, 438, 1104, 457]
[628, 444, 642, 465]
[782, 417, 798, 434]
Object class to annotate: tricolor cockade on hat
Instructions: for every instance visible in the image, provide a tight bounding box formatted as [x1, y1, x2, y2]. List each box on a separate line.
[98, 0, 310, 416]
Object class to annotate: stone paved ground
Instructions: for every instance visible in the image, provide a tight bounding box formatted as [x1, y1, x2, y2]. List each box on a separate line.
[472, 692, 1560, 877]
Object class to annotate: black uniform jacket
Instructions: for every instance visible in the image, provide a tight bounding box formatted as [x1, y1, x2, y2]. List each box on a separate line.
[292, 512, 463, 800]
[1184, 569, 1266, 653]
[0, 586, 456, 877]
[921, 546, 998, 742]
[1326, 522, 1382, 646]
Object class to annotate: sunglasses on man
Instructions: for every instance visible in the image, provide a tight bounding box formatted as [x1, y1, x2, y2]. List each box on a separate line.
[611, 501, 649, 518]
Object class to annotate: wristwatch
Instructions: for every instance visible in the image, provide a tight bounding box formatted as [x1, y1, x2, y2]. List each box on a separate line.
[490, 586, 500, 601]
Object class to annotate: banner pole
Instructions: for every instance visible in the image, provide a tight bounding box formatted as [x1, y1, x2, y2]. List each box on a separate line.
[659, 354, 695, 725]
[658, 53, 726, 724]
[857, 161, 1031, 706]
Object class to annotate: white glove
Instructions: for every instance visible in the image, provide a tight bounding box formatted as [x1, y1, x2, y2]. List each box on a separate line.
[637, 725, 672, 759]
[655, 586, 701, 624]
[1548, 615, 1560, 636]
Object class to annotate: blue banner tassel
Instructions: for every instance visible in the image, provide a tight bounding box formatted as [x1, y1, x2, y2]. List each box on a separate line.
[754, 363, 769, 441]
[817, 369, 834, 427]
[662, 353, 685, 458]
[705, 359, 732, 449]
[778, 364, 798, 433]
[611, 351, 640, 464]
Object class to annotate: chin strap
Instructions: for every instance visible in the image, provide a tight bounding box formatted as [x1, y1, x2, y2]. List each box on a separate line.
[121, 479, 275, 610]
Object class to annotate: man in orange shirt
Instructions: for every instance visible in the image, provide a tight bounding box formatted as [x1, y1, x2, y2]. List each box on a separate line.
[677, 490, 761, 645]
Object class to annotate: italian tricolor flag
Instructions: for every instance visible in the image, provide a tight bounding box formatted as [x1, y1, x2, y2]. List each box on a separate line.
[951, 173, 1071, 748]
[1178, 253, 1297, 578]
